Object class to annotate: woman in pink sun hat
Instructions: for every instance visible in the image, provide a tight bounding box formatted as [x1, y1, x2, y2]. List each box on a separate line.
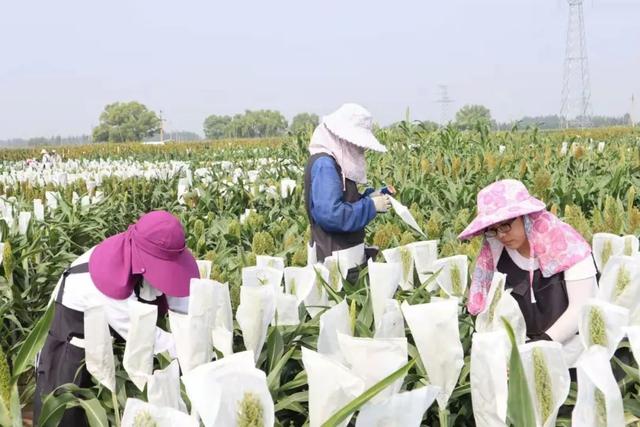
[459, 179, 597, 348]
[34, 210, 199, 426]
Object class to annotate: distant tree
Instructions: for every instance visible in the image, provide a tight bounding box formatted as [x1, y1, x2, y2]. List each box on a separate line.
[203, 115, 232, 139]
[92, 102, 160, 143]
[203, 110, 288, 139]
[290, 113, 319, 134]
[454, 105, 495, 130]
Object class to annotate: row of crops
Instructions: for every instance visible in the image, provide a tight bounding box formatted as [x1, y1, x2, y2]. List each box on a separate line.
[0, 125, 639, 426]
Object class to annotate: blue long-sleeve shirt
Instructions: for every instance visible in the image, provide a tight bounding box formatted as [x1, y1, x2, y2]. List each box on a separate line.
[310, 156, 377, 233]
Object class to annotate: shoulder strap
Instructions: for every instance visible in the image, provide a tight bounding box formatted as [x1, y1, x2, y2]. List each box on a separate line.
[56, 262, 90, 304]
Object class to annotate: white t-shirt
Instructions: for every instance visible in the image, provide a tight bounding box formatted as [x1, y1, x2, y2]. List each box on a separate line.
[51, 247, 187, 354]
[499, 246, 597, 357]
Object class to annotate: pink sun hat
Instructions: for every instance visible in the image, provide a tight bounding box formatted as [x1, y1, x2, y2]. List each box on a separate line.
[458, 179, 546, 241]
[89, 210, 199, 299]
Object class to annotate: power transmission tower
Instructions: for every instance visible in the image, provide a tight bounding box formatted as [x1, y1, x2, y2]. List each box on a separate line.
[436, 85, 454, 126]
[560, 0, 592, 129]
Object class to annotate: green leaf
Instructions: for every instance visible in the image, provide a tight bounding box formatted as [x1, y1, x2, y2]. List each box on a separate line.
[11, 301, 55, 383]
[38, 391, 77, 427]
[76, 398, 109, 427]
[501, 317, 536, 427]
[320, 359, 416, 427]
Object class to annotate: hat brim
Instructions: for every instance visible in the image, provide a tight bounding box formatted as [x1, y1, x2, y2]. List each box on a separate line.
[137, 247, 198, 298]
[323, 118, 387, 152]
[89, 231, 199, 299]
[458, 197, 546, 240]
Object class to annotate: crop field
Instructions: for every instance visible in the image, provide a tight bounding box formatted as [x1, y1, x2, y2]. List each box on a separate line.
[0, 124, 639, 426]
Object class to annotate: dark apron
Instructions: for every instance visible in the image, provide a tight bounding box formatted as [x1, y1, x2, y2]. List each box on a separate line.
[303, 153, 367, 263]
[34, 263, 92, 427]
[497, 250, 569, 337]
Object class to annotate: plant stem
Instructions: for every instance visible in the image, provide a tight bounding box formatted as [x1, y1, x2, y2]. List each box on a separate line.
[439, 407, 449, 427]
[111, 389, 120, 427]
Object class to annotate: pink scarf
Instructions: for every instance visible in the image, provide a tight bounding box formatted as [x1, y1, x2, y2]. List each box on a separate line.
[467, 210, 592, 315]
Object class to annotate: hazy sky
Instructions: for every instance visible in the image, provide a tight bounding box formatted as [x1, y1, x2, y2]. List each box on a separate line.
[1, 0, 638, 139]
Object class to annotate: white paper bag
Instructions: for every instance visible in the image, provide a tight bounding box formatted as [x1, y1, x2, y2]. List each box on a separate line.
[355, 385, 440, 427]
[333, 244, 366, 280]
[389, 196, 426, 237]
[382, 246, 414, 290]
[432, 255, 469, 298]
[592, 233, 624, 272]
[33, 199, 45, 221]
[374, 299, 406, 339]
[284, 266, 316, 303]
[401, 299, 464, 409]
[596, 255, 640, 312]
[571, 346, 625, 427]
[337, 333, 408, 402]
[368, 259, 401, 329]
[121, 398, 198, 427]
[236, 285, 276, 362]
[406, 240, 438, 284]
[83, 305, 116, 392]
[169, 310, 212, 373]
[301, 347, 365, 427]
[317, 300, 352, 363]
[520, 341, 571, 427]
[273, 293, 300, 326]
[578, 299, 629, 359]
[256, 255, 285, 271]
[242, 266, 283, 293]
[196, 260, 212, 279]
[123, 300, 157, 391]
[470, 331, 509, 427]
[147, 360, 185, 411]
[304, 264, 330, 318]
[323, 255, 344, 291]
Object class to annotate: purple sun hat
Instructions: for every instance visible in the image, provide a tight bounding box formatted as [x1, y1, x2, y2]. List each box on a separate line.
[458, 179, 546, 241]
[89, 210, 199, 299]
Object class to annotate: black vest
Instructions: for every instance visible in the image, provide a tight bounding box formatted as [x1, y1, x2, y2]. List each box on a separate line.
[497, 249, 569, 337]
[304, 153, 366, 262]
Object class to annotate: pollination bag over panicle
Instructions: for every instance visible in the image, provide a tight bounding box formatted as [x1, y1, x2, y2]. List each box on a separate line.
[317, 300, 352, 364]
[368, 259, 401, 330]
[470, 331, 509, 427]
[236, 284, 276, 362]
[147, 360, 186, 412]
[571, 346, 625, 427]
[401, 298, 464, 409]
[121, 398, 198, 427]
[123, 300, 157, 391]
[84, 305, 116, 392]
[596, 255, 640, 312]
[578, 299, 629, 359]
[301, 347, 365, 427]
[374, 299, 406, 339]
[592, 233, 625, 272]
[336, 333, 408, 403]
[519, 341, 570, 427]
[382, 246, 414, 291]
[284, 265, 316, 303]
[304, 264, 330, 318]
[355, 385, 440, 427]
[432, 255, 469, 298]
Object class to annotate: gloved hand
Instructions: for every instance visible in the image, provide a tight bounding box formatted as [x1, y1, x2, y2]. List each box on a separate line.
[372, 195, 391, 213]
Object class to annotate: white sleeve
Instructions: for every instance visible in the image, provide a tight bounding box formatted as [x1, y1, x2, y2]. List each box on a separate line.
[545, 276, 597, 343]
[101, 293, 175, 355]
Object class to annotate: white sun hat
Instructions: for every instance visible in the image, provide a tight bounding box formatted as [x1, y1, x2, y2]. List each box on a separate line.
[322, 103, 387, 152]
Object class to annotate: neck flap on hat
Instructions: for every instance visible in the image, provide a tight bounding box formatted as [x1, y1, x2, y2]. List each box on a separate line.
[309, 123, 367, 185]
[467, 210, 592, 315]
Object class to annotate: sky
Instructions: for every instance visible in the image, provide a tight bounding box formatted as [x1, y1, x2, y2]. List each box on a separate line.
[0, 0, 638, 139]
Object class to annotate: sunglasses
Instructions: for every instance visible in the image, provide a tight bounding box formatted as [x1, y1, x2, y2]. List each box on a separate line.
[484, 218, 517, 238]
